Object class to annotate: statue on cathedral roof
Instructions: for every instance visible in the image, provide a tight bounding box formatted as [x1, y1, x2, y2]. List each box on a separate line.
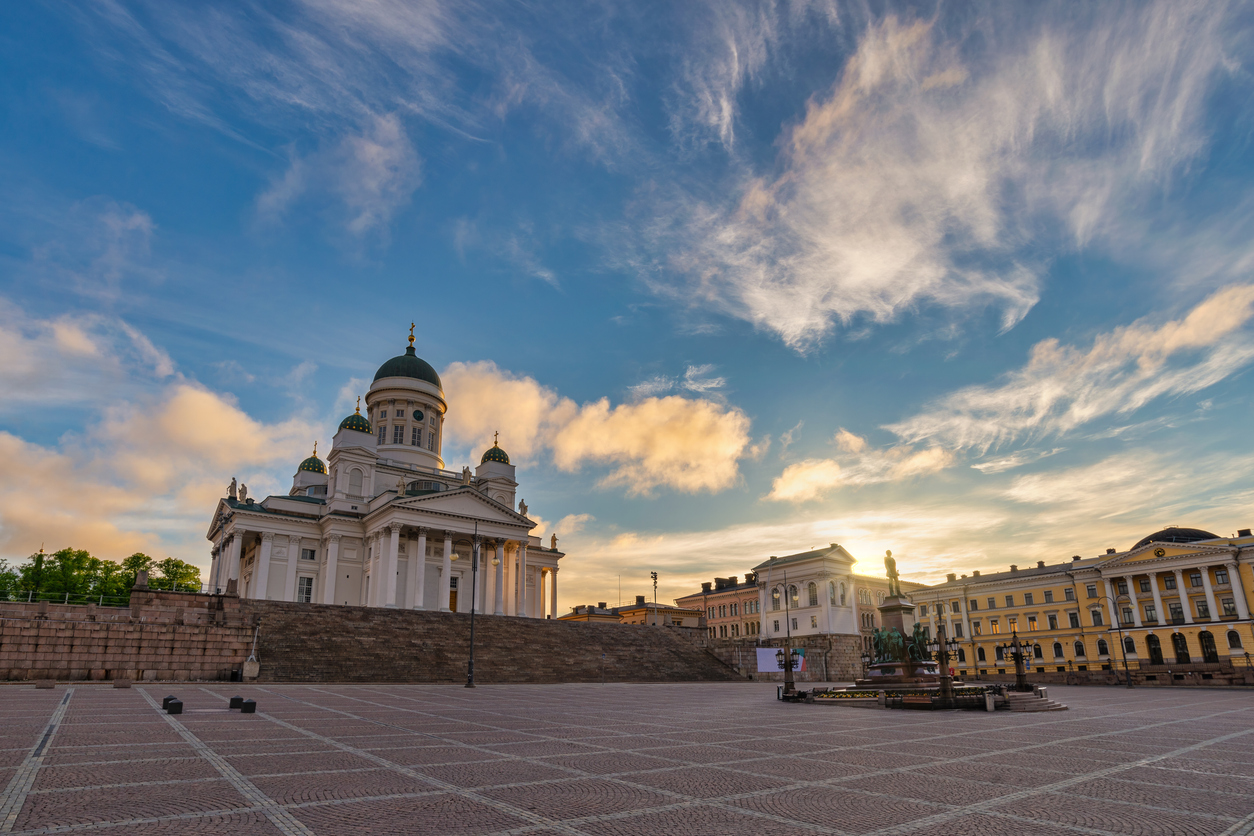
[228, 477, 238, 500]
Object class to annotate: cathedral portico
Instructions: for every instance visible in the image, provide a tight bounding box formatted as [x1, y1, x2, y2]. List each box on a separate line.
[204, 334, 565, 615]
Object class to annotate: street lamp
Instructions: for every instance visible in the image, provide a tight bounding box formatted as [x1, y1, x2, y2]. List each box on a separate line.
[771, 574, 796, 695]
[775, 647, 800, 695]
[997, 631, 1033, 692]
[1095, 593, 1134, 689]
[927, 628, 961, 705]
[463, 524, 483, 689]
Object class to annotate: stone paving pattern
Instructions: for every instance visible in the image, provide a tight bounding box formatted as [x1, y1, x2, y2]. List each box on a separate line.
[0, 682, 1252, 835]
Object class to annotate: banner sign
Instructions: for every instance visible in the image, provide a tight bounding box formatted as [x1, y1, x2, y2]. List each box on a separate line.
[756, 647, 807, 672]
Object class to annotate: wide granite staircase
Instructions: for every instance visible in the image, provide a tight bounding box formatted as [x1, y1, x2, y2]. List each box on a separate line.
[240, 601, 744, 684]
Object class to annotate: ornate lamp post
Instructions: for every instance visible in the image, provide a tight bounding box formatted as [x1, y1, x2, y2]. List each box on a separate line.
[775, 646, 800, 695]
[772, 575, 796, 695]
[860, 650, 871, 677]
[927, 629, 961, 705]
[997, 631, 1033, 692]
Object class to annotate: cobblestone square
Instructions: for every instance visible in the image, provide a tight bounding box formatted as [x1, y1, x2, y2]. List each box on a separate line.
[1, 682, 1251, 835]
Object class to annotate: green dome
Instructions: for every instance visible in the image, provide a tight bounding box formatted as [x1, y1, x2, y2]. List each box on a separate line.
[339, 412, 373, 434]
[481, 442, 510, 465]
[374, 345, 442, 389]
[298, 443, 327, 475]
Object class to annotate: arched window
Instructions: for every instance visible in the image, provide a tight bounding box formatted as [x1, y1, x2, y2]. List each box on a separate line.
[789, 585, 799, 607]
[1146, 634, 1164, 665]
[839, 583, 847, 606]
[1228, 630, 1243, 649]
[771, 588, 781, 611]
[828, 581, 837, 605]
[877, 590, 885, 604]
[1171, 632, 1190, 664]
[348, 468, 363, 494]
[1033, 644, 1043, 659]
[1199, 631, 1219, 664]
[1097, 639, 1109, 657]
[1052, 642, 1063, 659]
[976, 646, 986, 662]
[1074, 641, 1086, 658]
[957, 648, 966, 662]
[995, 646, 1004, 661]
[1123, 636, 1136, 654]
[807, 582, 818, 607]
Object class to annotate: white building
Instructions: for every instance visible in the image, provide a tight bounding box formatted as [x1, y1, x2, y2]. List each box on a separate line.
[205, 333, 564, 617]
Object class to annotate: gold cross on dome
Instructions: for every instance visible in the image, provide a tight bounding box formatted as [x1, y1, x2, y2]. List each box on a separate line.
[408, 322, 415, 346]
[493, 431, 499, 446]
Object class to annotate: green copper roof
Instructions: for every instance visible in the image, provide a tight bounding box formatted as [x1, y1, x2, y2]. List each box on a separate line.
[338, 412, 373, 433]
[373, 345, 442, 389]
[481, 442, 510, 465]
[298, 455, 327, 475]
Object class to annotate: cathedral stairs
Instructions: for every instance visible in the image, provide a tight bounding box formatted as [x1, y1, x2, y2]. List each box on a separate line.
[241, 601, 744, 684]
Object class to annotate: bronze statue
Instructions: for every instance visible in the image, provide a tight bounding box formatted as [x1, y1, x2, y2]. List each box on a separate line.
[884, 549, 900, 596]
[909, 622, 930, 661]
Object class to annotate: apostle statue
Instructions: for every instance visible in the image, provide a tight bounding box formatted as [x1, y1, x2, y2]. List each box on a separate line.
[461, 466, 472, 484]
[518, 498, 528, 516]
[239, 484, 249, 503]
[550, 533, 558, 551]
[228, 477, 238, 500]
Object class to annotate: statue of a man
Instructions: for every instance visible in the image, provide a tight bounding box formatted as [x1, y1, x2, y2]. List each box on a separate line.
[228, 477, 238, 500]
[518, 498, 528, 516]
[884, 549, 899, 596]
[239, 484, 249, 503]
[397, 476, 406, 495]
[461, 466, 471, 485]
[550, 533, 558, 551]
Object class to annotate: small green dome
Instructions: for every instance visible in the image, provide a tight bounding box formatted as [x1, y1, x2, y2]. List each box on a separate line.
[298, 443, 327, 475]
[339, 412, 373, 434]
[481, 441, 510, 465]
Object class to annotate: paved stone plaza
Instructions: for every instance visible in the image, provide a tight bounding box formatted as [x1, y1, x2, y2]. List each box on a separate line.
[0, 682, 1251, 835]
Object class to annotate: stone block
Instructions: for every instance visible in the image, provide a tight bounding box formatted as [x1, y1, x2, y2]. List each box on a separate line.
[112, 678, 133, 688]
[34, 679, 55, 689]
[90, 669, 107, 680]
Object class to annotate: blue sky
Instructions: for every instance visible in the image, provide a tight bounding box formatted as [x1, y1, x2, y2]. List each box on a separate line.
[2, 1, 1254, 611]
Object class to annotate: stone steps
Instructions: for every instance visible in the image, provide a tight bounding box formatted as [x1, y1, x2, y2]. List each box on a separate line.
[1005, 691, 1068, 711]
[240, 601, 745, 684]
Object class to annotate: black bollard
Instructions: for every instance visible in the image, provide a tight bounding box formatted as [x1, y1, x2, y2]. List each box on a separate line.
[240, 699, 256, 714]
[166, 699, 183, 715]
[229, 695, 244, 709]
[162, 695, 177, 710]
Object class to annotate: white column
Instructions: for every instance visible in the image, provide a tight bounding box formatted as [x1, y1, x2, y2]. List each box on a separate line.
[821, 578, 833, 633]
[410, 529, 427, 610]
[1228, 562, 1251, 619]
[440, 532, 453, 612]
[254, 533, 274, 600]
[1173, 569, 1194, 624]
[226, 533, 244, 589]
[960, 597, 972, 640]
[518, 542, 528, 617]
[494, 540, 505, 615]
[1200, 565, 1219, 621]
[385, 525, 400, 608]
[945, 606, 956, 641]
[1103, 578, 1119, 627]
[1123, 575, 1142, 627]
[549, 567, 558, 619]
[369, 532, 383, 607]
[209, 551, 220, 591]
[1148, 571, 1165, 625]
[283, 537, 300, 602]
[322, 535, 340, 605]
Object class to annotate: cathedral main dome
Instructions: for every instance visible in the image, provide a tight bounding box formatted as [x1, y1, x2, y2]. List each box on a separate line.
[373, 344, 442, 389]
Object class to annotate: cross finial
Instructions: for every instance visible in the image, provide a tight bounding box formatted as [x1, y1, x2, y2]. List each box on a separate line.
[355, 396, 361, 414]
[408, 322, 415, 347]
[312, 441, 318, 457]
[493, 430, 499, 447]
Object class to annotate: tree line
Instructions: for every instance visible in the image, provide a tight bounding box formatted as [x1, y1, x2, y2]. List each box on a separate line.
[0, 548, 202, 604]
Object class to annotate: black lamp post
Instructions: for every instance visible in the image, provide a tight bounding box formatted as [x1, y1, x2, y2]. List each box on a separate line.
[927, 628, 961, 705]
[775, 646, 800, 695]
[860, 650, 871, 677]
[998, 631, 1032, 692]
[465, 530, 481, 688]
[772, 575, 796, 695]
[1095, 593, 1134, 688]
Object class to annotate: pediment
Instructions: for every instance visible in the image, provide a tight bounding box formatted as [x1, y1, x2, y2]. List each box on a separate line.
[1099, 541, 1233, 569]
[386, 487, 533, 528]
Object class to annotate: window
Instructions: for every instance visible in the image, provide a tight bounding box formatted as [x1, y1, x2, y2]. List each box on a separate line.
[972, 620, 982, 635]
[987, 597, 996, 610]
[1124, 636, 1136, 654]
[1091, 610, 1103, 627]
[830, 581, 837, 605]
[1097, 638, 1109, 656]
[1116, 580, 1127, 595]
[954, 623, 963, 638]
[1172, 632, 1190, 664]
[1190, 573, 1203, 588]
[1199, 631, 1219, 664]
[348, 469, 363, 494]
[731, 602, 739, 616]
[731, 624, 739, 637]
[1074, 641, 1086, 658]
[1228, 630, 1243, 649]
[1027, 616, 1037, 631]
[1052, 642, 1063, 658]
[1196, 600, 1210, 619]
[707, 606, 714, 619]
[995, 646, 1004, 661]
[1144, 604, 1157, 623]
[1064, 587, 1075, 601]
[411, 427, 420, 446]
[390, 425, 402, 444]
[1068, 612, 1080, 628]
[427, 432, 435, 451]
[1146, 634, 1164, 665]
[969, 599, 978, 611]
[1121, 607, 1133, 625]
[771, 589, 781, 611]
[1008, 617, 1018, 632]
[789, 585, 799, 606]
[1164, 575, 1177, 590]
[1033, 644, 1043, 659]
[1024, 593, 1034, 605]
[1044, 590, 1054, 603]
[300, 548, 316, 561]
[990, 619, 1001, 634]
[807, 582, 818, 607]
[1168, 602, 1184, 623]
[1216, 568, 1229, 585]
[773, 620, 780, 632]
[957, 649, 966, 662]
[810, 615, 818, 628]
[377, 426, 386, 443]
[296, 576, 314, 604]
[719, 625, 726, 637]
[839, 583, 846, 606]
[977, 647, 986, 662]
[1085, 584, 1097, 598]
[1139, 578, 1151, 593]
[1222, 598, 1237, 616]
[1005, 595, 1014, 607]
[429, 413, 436, 425]
[791, 618, 798, 630]
[1048, 614, 1058, 630]
[920, 604, 928, 616]
[951, 599, 961, 613]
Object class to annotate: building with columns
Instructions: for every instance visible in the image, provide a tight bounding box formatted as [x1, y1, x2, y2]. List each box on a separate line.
[204, 334, 564, 618]
[911, 525, 1254, 678]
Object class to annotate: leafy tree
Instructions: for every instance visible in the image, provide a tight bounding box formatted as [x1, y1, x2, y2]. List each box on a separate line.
[120, 553, 155, 589]
[153, 557, 202, 592]
[44, 548, 94, 598]
[0, 559, 17, 601]
[17, 551, 49, 597]
[3, 549, 203, 602]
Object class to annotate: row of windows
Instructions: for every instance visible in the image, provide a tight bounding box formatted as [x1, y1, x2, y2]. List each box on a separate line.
[707, 600, 761, 619]
[955, 630, 1244, 666]
[770, 581, 866, 611]
[710, 621, 760, 638]
[378, 425, 437, 451]
[927, 570, 1234, 616]
[373, 407, 437, 426]
[769, 615, 824, 632]
[957, 596, 1243, 635]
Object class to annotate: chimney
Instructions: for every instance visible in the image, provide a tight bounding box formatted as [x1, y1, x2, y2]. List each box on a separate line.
[972, 570, 980, 577]
[1106, 548, 1116, 554]
[700, 582, 712, 592]
[769, 556, 777, 561]
[1238, 528, 1251, 537]
[745, 572, 756, 584]
[1037, 561, 1045, 568]
[598, 602, 607, 609]
[1009, 565, 1018, 572]
[635, 595, 645, 605]
[946, 573, 957, 582]
[728, 576, 738, 586]
[1072, 555, 1081, 561]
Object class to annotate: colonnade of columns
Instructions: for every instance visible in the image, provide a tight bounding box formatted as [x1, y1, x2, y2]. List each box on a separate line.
[1102, 563, 1250, 626]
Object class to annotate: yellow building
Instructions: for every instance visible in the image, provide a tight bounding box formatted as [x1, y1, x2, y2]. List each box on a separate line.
[910, 526, 1254, 685]
[558, 602, 624, 623]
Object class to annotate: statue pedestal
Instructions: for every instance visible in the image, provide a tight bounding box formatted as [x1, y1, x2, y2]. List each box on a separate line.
[877, 595, 917, 635]
[856, 660, 940, 688]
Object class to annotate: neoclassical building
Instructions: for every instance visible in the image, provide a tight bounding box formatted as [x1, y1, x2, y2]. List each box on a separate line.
[204, 334, 564, 617]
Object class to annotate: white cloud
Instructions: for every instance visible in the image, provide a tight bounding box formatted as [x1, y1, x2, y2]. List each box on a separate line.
[647, 4, 1235, 349]
[628, 364, 726, 398]
[766, 429, 952, 502]
[888, 284, 1254, 452]
[442, 361, 752, 495]
[970, 448, 1065, 475]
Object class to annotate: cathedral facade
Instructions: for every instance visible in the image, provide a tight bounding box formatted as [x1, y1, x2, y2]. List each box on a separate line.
[205, 334, 564, 617]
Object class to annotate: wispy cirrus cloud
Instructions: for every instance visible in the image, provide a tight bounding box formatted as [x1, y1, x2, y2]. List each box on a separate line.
[628, 364, 726, 398]
[644, 2, 1237, 349]
[887, 284, 1254, 453]
[766, 428, 952, 502]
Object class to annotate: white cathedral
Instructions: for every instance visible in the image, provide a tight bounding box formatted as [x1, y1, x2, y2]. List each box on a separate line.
[205, 332, 564, 618]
